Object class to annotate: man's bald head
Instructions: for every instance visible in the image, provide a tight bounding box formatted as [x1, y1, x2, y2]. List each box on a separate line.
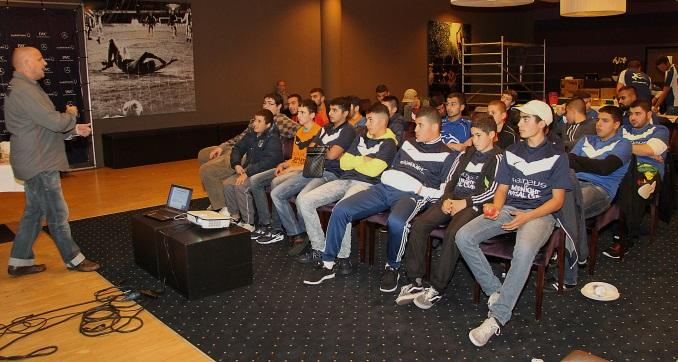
[12, 47, 47, 80]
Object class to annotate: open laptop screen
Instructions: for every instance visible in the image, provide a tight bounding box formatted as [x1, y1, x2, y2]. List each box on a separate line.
[167, 184, 193, 211]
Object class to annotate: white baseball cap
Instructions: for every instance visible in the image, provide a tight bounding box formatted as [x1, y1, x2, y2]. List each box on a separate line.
[516, 100, 554, 126]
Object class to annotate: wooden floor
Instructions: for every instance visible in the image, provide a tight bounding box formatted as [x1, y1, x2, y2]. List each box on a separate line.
[0, 160, 212, 361]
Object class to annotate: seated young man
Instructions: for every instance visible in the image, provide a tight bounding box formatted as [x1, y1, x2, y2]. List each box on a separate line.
[500, 89, 520, 127]
[252, 99, 321, 244]
[557, 105, 631, 289]
[553, 98, 596, 152]
[397, 115, 503, 309]
[267, 97, 356, 250]
[223, 109, 283, 231]
[295, 103, 398, 274]
[381, 95, 408, 145]
[487, 100, 518, 150]
[347, 95, 366, 128]
[455, 100, 571, 347]
[442, 92, 472, 152]
[198, 93, 298, 216]
[302, 106, 457, 291]
[605, 99, 669, 258]
[310, 88, 330, 126]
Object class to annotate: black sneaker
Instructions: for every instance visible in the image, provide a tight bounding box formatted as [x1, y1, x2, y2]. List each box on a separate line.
[303, 263, 335, 285]
[380, 265, 400, 293]
[297, 249, 322, 264]
[250, 225, 269, 240]
[256, 226, 285, 245]
[287, 234, 309, 256]
[336, 257, 353, 276]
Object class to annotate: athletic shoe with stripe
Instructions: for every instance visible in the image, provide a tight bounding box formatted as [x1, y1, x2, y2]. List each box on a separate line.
[303, 263, 335, 285]
[395, 282, 424, 305]
[413, 287, 442, 310]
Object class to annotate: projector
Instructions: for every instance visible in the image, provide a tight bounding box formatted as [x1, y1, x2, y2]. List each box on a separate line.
[186, 210, 230, 229]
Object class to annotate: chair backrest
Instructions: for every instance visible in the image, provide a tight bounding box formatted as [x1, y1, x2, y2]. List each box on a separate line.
[281, 136, 294, 161]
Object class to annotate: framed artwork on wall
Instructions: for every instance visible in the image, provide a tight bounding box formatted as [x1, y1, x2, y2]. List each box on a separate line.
[427, 21, 471, 100]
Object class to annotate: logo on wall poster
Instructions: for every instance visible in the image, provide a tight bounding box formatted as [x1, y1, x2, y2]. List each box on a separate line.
[0, 68, 5, 76]
[10, 32, 31, 38]
[16, 43, 26, 48]
[63, 66, 71, 74]
[43, 79, 52, 86]
[56, 45, 75, 50]
[0, 44, 8, 50]
[60, 32, 69, 40]
[64, 89, 75, 96]
[37, 32, 50, 39]
[40, 43, 48, 51]
[43, 66, 52, 74]
[0, 56, 6, 63]
[60, 79, 77, 85]
[60, 55, 73, 62]
[46, 91, 58, 97]
[44, 56, 55, 62]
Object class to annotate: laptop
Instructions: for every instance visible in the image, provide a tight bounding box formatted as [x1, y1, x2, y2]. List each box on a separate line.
[144, 184, 193, 221]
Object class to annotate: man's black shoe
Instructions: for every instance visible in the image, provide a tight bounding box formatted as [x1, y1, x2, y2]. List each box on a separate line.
[8, 264, 46, 277]
[296, 249, 322, 264]
[336, 257, 353, 275]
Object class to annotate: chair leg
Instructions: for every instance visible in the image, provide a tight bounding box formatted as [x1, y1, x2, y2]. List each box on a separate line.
[649, 203, 658, 244]
[536, 266, 545, 321]
[425, 237, 434, 279]
[589, 228, 599, 276]
[558, 231, 565, 293]
[473, 282, 480, 304]
[359, 221, 366, 264]
[368, 223, 376, 266]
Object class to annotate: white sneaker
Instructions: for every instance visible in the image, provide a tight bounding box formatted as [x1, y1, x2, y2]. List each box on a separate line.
[469, 317, 500, 347]
[413, 287, 442, 310]
[395, 282, 425, 305]
[218, 207, 231, 219]
[240, 223, 255, 232]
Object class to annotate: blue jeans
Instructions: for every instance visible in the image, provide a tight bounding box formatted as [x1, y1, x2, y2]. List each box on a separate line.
[9, 171, 85, 268]
[270, 170, 338, 236]
[564, 181, 612, 285]
[455, 205, 555, 326]
[296, 179, 371, 259]
[248, 168, 280, 228]
[322, 183, 428, 268]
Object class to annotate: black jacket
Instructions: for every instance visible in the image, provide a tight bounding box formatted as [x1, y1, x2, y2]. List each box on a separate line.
[230, 125, 283, 176]
[441, 146, 503, 210]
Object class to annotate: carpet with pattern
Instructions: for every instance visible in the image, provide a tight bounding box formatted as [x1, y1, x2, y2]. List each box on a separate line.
[66, 199, 677, 361]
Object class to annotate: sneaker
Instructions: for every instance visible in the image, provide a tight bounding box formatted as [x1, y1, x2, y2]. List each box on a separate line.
[487, 292, 499, 308]
[336, 257, 354, 276]
[603, 242, 629, 259]
[256, 227, 285, 245]
[250, 225, 268, 240]
[547, 281, 577, 292]
[395, 281, 424, 305]
[414, 287, 442, 310]
[287, 234, 309, 256]
[379, 265, 400, 293]
[303, 264, 335, 285]
[239, 223, 255, 232]
[297, 249, 322, 264]
[469, 317, 501, 347]
[218, 207, 231, 218]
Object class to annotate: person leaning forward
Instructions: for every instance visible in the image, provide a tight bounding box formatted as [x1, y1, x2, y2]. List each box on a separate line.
[4, 46, 100, 276]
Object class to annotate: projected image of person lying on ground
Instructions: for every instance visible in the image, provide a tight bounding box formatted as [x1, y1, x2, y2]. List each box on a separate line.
[100, 39, 177, 75]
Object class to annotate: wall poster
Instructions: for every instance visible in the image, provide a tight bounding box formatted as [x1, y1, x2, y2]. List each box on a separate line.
[427, 21, 471, 99]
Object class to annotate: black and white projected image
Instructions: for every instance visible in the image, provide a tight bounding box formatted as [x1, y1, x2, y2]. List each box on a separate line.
[85, 1, 195, 119]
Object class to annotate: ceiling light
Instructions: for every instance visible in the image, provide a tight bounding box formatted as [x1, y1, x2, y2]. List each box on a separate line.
[560, 0, 626, 17]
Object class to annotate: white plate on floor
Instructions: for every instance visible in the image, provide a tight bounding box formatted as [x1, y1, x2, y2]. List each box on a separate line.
[581, 282, 620, 301]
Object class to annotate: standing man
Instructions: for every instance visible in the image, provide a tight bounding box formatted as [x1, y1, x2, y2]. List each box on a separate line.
[653, 56, 678, 115]
[617, 60, 652, 102]
[4, 47, 99, 276]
